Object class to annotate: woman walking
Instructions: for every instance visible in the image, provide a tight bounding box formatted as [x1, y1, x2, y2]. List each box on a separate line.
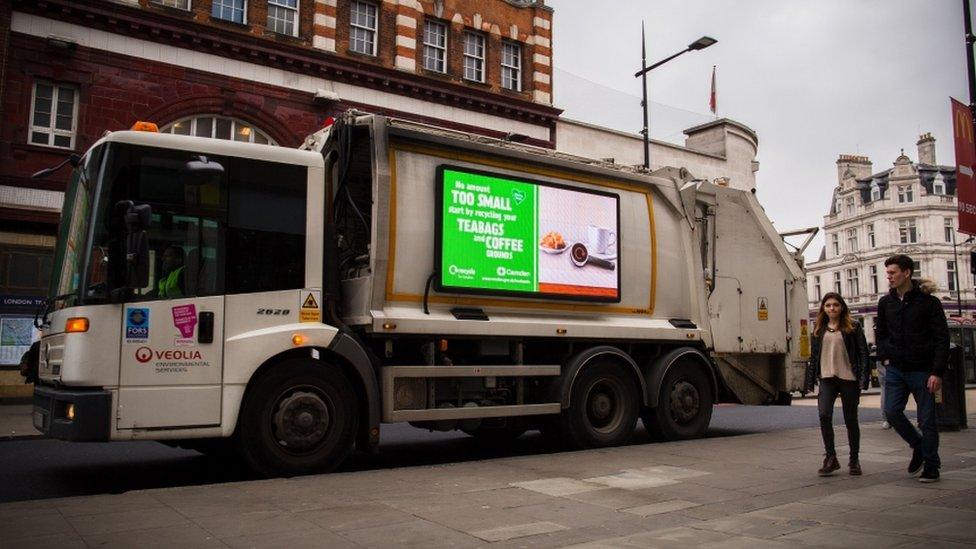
[806, 292, 871, 476]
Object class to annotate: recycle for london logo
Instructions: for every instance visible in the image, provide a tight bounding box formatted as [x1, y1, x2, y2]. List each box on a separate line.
[135, 347, 153, 363]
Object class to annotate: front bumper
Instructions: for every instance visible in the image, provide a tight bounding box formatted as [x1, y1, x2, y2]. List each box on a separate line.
[33, 385, 112, 441]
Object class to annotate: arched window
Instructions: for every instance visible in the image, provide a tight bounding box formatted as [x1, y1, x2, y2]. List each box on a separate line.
[933, 173, 946, 195]
[160, 115, 277, 145]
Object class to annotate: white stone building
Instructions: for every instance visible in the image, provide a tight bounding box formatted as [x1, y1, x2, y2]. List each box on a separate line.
[806, 133, 966, 344]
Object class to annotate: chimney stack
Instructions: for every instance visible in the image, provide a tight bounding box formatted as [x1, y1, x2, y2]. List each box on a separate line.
[836, 154, 872, 184]
[917, 133, 936, 165]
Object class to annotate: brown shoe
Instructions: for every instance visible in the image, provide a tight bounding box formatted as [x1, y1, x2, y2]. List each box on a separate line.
[849, 459, 862, 476]
[818, 455, 840, 476]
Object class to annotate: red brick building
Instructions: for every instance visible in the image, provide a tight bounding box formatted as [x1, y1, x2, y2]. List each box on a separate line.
[0, 0, 559, 393]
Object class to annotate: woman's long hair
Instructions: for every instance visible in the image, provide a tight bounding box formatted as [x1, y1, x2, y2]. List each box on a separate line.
[813, 292, 855, 337]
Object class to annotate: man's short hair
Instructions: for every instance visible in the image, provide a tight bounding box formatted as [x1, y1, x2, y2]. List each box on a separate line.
[885, 254, 914, 274]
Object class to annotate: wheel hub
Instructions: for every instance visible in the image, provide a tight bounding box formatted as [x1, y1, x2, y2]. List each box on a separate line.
[272, 390, 330, 452]
[586, 380, 622, 431]
[590, 392, 612, 421]
[669, 381, 700, 423]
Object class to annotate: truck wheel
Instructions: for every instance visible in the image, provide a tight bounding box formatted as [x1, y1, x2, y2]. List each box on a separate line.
[237, 359, 358, 477]
[643, 365, 713, 440]
[561, 362, 639, 448]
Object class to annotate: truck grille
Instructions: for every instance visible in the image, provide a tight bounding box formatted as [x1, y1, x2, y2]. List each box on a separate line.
[39, 335, 65, 378]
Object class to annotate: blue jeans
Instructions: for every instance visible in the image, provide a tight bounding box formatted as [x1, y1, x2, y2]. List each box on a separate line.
[876, 363, 887, 421]
[883, 366, 940, 469]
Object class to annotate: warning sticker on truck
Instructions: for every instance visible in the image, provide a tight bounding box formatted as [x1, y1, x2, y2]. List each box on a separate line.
[758, 297, 768, 321]
[300, 289, 321, 323]
[436, 165, 621, 302]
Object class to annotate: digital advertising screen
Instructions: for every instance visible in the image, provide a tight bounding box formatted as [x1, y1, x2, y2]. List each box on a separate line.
[435, 165, 620, 302]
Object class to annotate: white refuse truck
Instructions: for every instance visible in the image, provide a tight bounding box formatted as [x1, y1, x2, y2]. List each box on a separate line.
[30, 112, 811, 476]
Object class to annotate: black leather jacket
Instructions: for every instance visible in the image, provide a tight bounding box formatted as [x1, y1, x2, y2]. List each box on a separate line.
[805, 321, 871, 391]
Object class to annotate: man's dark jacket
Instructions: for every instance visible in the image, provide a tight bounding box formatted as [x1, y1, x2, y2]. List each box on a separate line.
[805, 321, 871, 391]
[875, 279, 949, 377]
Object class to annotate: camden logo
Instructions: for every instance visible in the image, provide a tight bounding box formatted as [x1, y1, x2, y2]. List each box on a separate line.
[135, 347, 153, 363]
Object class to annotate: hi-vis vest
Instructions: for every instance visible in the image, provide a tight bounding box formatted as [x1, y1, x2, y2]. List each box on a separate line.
[158, 266, 184, 298]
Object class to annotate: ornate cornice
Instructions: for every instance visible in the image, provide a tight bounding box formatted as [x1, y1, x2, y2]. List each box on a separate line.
[14, 0, 562, 127]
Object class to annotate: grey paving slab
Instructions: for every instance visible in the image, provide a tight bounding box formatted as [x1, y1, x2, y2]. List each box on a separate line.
[582, 469, 680, 490]
[469, 521, 568, 542]
[563, 487, 666, 511]
[693, 514, 813, 538]
[630, 482, 748, 506]
[81, 523, 225, 549]
[221, 526, 360, 549]
[889, 503, 976, 524]
[1, 532, 88, 549]
[510, 477, 604, 497]
[817, 508, 950, 535]
[66, 506, 190, 536]
[459, 486, 558, 509]
[52, 492, 167, 518]
[921, 487, 976, 511]
[511, 497, 648, 530]
[191, 509, 321, 539]
[0, 508, 69, 542]
[909, 520, 976, 545]
[778, 525, 921, 548]
[296, 502, 417, 532]
[567, 526, 735, 548]
[744, 501, 849, 522]
[411, 501, 559, 535]
[622, 499, 700, 516]
[338, 518, 483, 548]
[803, 483, 942, 509]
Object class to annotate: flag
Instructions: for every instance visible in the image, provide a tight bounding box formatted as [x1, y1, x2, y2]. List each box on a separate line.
[709, 65, 717, 115]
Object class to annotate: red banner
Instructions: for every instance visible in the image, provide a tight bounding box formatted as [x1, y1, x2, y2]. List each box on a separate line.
[953, 98, 976, 234]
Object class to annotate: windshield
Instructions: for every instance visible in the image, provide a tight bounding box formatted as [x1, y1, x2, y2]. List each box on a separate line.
[49, 145, 105, 307]
[78, 141, 306, 304]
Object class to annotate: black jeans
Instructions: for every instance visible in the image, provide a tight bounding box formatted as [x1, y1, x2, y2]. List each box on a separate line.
[818, 377, 861, 460]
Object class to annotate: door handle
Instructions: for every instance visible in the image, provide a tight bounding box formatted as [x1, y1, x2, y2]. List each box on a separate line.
[198, 311, 214, 344]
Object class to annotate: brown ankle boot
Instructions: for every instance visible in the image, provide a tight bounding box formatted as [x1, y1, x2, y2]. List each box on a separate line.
[849, 459, 862, 476]
[818, 455, 840, 476]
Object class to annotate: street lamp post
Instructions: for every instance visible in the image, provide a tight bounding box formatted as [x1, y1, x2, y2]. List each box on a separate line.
[952, 230, 975, 317]
[634, 28, 717, 169]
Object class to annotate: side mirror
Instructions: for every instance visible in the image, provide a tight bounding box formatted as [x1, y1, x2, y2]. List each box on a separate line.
[116, 201, 151, 289]
[183, 155, 224, 178]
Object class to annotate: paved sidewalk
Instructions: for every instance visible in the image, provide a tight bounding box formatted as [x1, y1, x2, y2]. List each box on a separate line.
[2, 412, 975, 548]
[0, 405, 37, 441]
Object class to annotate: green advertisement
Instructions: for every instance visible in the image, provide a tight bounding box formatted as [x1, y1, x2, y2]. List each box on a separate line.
[440, 168, 538, 292]
[438, 165, 621, 301]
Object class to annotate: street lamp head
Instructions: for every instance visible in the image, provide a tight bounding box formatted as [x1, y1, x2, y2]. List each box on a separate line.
[688, 36, 717, 51]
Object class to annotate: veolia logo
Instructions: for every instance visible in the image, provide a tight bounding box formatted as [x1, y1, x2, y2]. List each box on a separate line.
[135, 347, 153, 363]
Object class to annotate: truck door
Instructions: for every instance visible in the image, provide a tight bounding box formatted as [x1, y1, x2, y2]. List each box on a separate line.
[107, 145, 228, 429]
[117, 219, 225, 429]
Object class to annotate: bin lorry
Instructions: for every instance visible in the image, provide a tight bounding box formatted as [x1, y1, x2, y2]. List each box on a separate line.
[30, 111, 811, 476]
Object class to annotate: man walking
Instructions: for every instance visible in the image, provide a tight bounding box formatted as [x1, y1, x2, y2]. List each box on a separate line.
[876, 254, 949, 483]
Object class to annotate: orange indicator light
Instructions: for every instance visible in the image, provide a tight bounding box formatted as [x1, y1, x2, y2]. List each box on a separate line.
[292, 334, 307, 346]
[65, 317, 89, 333]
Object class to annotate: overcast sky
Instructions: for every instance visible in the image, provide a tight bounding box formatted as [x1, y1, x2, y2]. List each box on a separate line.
[547, 0, 972, 260]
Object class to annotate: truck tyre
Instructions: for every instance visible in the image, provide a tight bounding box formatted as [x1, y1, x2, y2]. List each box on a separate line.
[561, 362, 639, 448]
[237, 359, 358, 477]
[643, 365, 713, 440]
